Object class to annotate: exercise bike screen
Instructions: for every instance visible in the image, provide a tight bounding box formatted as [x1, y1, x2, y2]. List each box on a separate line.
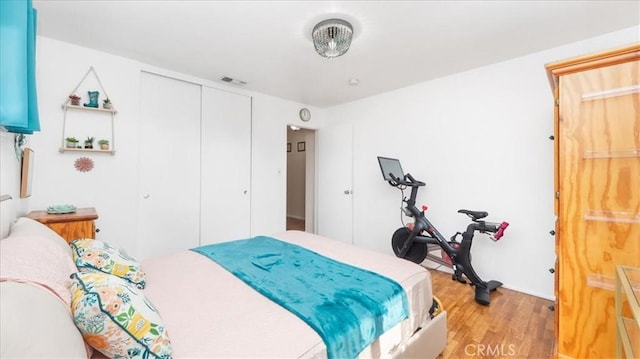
[377, 156, 405, 181]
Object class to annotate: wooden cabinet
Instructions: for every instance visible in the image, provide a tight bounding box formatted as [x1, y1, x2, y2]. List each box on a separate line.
[546, 44, 640, 358]
[27, 207, 98, 243]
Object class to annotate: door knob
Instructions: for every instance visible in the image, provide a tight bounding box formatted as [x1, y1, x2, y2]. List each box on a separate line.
[344, 190, 352, 194]
[143, 194, 150, 199]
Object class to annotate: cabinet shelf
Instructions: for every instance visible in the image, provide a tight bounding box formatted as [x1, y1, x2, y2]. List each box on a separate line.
[58, 147, 115, 155]
[616, 265, 640, 359]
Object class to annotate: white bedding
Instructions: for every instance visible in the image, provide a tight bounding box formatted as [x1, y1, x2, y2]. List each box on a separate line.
[139, 231, 434, 358]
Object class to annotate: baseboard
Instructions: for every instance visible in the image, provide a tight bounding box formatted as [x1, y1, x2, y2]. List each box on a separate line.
[500, 284, 555, 301]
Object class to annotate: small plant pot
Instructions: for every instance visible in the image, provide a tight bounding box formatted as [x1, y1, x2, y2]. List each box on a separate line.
[71, 99, 80, 106]
[100, 144, 109, 150]
[66, 141, 77, 148]
[103, 103, 112, 110]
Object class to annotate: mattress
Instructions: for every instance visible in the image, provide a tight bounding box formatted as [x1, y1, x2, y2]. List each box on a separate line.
[140, 231, 434, 358]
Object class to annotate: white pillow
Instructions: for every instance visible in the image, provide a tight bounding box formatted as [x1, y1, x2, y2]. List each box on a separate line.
[8, 217, 71, 255]
[0, 282, 89, 358]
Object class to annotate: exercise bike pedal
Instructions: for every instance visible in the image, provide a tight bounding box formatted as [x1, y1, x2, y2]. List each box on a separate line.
[475, 286, 491, 306]
[451, 274, 467, 284]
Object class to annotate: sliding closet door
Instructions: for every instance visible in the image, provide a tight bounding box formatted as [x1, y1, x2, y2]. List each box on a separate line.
[138, 72, 201, 259]
[200, 86, 251, 245]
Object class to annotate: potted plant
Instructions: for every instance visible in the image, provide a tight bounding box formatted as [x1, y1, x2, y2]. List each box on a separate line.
[98, 139, 109, 150]
[84, 137, 95, 149]
[69, 94, 81, 106]
[65, 137, 79, 148]
[102, 98, 112, 110]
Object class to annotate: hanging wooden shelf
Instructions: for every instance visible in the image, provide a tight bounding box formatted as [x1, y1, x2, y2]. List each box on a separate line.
[60, 66, 116, 156]
[58, 148, 116, 155]
[61, 104, 118, 114]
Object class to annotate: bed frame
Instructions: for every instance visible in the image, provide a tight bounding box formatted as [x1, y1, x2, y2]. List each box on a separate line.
[0, 217, 448, 358]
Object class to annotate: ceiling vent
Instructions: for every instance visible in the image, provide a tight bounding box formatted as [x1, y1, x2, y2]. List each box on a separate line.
[220, 76, 247, 86]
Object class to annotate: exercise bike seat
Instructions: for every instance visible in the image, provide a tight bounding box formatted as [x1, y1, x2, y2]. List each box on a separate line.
[458, 209, 488, 220]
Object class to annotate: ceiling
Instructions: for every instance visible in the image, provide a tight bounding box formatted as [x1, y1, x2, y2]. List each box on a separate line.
[33, 1, 640, 107]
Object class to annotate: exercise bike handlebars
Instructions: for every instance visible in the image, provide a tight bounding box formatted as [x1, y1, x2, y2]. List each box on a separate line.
[491, 221, 510, 241]
[388, 173, 425, 187]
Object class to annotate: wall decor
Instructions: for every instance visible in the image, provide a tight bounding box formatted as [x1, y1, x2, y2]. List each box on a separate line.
[299, 108, 311, 122]
[60, 66, 116, 155]
[74, 157, 94, 172]
[20, 148, 34, 198]
[84, 90, 99, 108]
[297, 141, 305, 152]
[287, 143, 291, 152]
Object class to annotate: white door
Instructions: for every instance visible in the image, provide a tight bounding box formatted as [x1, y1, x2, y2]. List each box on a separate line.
[317, 123, 353, 243]
[200, 86, 251, 245]
[138, 72, 201, 259]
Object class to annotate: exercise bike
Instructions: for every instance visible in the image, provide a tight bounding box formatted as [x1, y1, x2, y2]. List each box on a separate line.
[377, 156, 509, 305]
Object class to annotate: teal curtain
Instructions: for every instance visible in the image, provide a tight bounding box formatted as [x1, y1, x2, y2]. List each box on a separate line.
[0, 0, 40, 134]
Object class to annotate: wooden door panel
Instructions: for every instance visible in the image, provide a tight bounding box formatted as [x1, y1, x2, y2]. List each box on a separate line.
[557, 59, 639, 358]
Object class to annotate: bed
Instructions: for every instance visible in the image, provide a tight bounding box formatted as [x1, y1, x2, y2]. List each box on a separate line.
[0, 217, 447, 359]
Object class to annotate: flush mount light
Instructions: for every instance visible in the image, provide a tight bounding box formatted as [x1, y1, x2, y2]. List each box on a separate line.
[312, 18, 353, 58]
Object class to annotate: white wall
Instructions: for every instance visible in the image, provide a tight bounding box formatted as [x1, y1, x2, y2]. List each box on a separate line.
[320, 26, 639, 300]
[0, 132, 28, 238]
[0, 36, 325, 255]
[251, 95, 325, 236]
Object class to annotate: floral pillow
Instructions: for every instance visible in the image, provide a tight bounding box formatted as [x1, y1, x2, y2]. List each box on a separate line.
[70, 272, 171, 359]
[70, 239, 146, 289]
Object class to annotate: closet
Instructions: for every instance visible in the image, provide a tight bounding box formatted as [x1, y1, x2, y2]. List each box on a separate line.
[200, 86, 251, 245]
[138, 72, 251, 259]
[545, 44, 639, 358]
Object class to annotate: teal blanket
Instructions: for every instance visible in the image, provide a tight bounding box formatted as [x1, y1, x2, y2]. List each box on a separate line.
[191, 236, 409, 359]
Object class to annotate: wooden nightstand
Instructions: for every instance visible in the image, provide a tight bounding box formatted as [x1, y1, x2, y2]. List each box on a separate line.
[27, 207, 99, 243]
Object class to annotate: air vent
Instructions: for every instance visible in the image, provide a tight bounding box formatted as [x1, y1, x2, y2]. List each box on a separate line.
[220, 76, 247, 86]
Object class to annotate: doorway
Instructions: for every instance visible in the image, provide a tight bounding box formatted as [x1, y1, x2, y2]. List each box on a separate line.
[286, 126, 316, 232]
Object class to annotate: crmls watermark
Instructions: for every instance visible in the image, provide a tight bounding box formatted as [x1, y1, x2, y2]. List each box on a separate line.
[464, 344, 517, 357]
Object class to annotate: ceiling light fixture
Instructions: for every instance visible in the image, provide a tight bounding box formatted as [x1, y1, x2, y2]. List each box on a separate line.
[312, 18, 353, 59]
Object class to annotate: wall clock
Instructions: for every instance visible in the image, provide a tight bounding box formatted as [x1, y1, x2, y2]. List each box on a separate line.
[299, 108, 311, 122]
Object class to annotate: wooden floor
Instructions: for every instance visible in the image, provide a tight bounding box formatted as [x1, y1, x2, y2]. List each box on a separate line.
[428, 269, 555, 358]
[281, 224, 554, 357]
[286, 217, 305, 231]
